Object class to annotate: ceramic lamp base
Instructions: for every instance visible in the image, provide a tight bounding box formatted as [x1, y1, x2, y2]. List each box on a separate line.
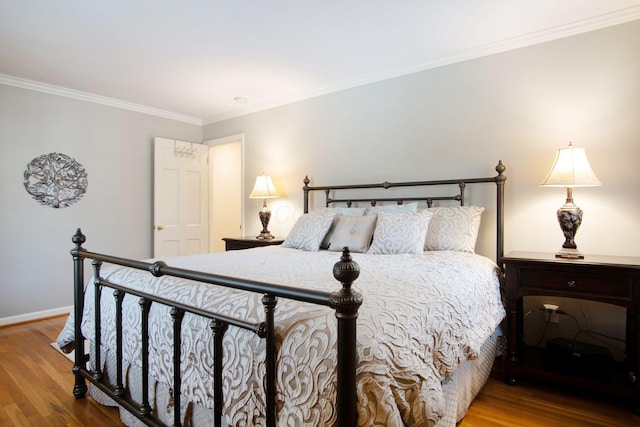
[555, 197, 583, 259]
[256, 204, 274, 240]
[555, 247, 584, 259]
[256, 232, 274, 240]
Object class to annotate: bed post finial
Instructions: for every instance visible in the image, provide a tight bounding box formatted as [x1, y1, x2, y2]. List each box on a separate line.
[332, 247, 360, 291]
[71, 228, 85, 252]
[330, 248, 362, 427]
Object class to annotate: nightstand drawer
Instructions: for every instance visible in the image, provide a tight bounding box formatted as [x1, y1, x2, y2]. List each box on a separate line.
[519, 268, 633, 300]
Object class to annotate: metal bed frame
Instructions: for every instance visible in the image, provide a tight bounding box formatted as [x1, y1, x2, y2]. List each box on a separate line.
[303, 161, 506, 262]
[69, 161, 505, 427]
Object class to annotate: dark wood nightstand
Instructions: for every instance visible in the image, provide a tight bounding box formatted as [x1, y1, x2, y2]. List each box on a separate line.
[222, 236, 284, 251]
[501, 251, 640, 413]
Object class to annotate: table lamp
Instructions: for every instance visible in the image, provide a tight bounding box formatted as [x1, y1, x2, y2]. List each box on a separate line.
[541, 142, 602, 259]
[249, 174, 279, 239]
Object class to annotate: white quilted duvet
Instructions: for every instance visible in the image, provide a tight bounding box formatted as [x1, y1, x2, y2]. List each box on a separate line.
[58, 247, 504, 426]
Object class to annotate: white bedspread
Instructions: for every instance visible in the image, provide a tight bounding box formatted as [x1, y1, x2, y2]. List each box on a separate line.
[58, 247, 505, 426]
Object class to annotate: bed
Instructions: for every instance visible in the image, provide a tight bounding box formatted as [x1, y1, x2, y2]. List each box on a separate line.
[58, 161, 507, 427]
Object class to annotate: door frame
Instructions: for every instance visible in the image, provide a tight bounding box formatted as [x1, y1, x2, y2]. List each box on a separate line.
[204, 133, 245, 252]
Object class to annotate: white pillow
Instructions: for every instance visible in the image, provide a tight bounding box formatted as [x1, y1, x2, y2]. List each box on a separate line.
[424, 206, 484, 252]
[283, 210, 337, 252]
[367, 210, 433, 255]
[328, 215, 377, 253]
[365, 202, 418, 216]
[320, 207, 367, 249]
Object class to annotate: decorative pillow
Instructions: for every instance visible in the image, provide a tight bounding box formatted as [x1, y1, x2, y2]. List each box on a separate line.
[282, 210, 337, 252]
[320, 207, 367, 249]
[424, 206, 484, 252]
[328, 215, 377, 253]
[364, 202, 418, 216]
[367, 210, 433, 255]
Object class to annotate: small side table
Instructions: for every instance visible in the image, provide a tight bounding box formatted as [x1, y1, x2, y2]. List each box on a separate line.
[501, 251, 640, 413]
[222, 236, 284, 251]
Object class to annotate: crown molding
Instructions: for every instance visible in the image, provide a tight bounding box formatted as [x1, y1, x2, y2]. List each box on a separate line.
[0, 74, 203, 126]
[204, 7, 640, 125]
[2, 5, 639, 127]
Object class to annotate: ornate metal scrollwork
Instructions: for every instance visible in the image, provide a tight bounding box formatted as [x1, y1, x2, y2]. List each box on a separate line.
[23, 152, 88, 208]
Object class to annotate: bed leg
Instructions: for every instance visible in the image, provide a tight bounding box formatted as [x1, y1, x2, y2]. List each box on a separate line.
[171, 307, 185, 427]
[71, 228, 88, 399]
[210, 319, 229, 427]
[331, 248, 363, 427]
[263, 294, 278, 427]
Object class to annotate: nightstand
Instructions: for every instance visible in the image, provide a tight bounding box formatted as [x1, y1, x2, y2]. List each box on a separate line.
[501, 251, 640, 413]
[222, 236, 284, 251]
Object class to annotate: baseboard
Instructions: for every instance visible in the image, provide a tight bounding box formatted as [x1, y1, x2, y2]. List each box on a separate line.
[0, 306, 72, 326]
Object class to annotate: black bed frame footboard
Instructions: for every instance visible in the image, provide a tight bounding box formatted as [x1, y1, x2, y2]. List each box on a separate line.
[70, 230, 362, 427]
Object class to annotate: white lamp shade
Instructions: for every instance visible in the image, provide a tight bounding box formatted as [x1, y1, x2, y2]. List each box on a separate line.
[249, 175, 279, 198]
[541, 144, 602, 187]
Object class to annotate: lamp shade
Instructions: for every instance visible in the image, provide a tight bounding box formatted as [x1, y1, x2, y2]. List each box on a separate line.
[249, 174, 279, 199]
[540, 143, 602, 187]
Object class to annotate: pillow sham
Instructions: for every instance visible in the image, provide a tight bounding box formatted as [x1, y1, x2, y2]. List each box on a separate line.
[320, 207, 367, 249]
[367, 209, 433, 255]
[364, 202, 418, 216]
[424, 206, 484, 252]
[282, 210, 337, 252]
[328, 215, 377, 253]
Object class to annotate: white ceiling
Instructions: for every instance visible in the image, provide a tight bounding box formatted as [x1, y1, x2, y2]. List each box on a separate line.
[2, 1, 640, 125]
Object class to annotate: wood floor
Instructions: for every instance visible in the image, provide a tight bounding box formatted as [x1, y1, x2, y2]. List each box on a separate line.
[1, 316, 638, 426]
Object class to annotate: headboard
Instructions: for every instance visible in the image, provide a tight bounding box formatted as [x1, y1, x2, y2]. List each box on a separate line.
[302, 161, 506, 262]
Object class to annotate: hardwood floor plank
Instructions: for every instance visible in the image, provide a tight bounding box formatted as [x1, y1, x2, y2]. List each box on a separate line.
[2, 315, 639, 426]
[2, 403, 32, 427]
[461, 375, 640, 426]
[0, 316, 122, 427]
[0, 365, 39, 420]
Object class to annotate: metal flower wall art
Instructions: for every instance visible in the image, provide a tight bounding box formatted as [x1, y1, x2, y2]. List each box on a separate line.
[23, 152, 88, 208]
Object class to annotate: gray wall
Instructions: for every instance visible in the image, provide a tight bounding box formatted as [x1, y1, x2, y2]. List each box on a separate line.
[0, 85, 201, 320]
[205, 20, 640, 260]
[204, 21, 640, 351]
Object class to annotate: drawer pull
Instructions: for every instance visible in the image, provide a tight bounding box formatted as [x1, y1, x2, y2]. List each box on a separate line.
[567, 280, 576, 288]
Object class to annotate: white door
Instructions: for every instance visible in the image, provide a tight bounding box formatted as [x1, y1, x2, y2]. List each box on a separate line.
[153, 137, 209, 257]
[208, 139, 242, 252]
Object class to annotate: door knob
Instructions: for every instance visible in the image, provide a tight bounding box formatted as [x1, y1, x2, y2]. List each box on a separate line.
[157, 225, 164, 230]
